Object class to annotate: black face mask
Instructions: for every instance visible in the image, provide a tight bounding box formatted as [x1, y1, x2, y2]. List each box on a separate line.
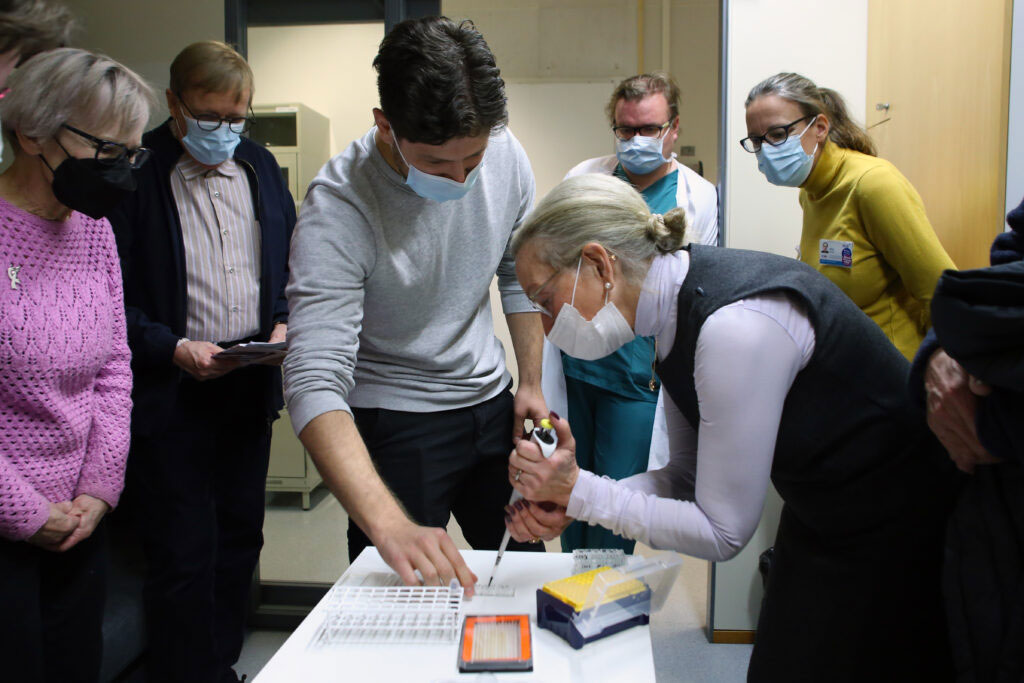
[42, 153, 137, 219]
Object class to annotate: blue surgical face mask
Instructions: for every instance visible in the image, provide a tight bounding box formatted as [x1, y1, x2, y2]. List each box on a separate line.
[755, 116, 819, 187]
[615, 134, 670, 175]
[179, 115, 241, 166]
[392, 134, 483, 202]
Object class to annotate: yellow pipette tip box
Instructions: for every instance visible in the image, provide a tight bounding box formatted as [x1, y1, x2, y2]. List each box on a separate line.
[541, 567, 647, 611]
[536, 555, 683, 650]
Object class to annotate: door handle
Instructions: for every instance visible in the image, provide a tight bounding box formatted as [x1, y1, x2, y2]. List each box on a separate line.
[875, 102, 890, 111]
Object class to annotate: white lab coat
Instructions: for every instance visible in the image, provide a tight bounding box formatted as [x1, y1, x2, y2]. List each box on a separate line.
[540, 155, 720, 471]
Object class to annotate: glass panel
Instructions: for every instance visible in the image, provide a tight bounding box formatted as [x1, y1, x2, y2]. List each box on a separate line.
[249, 21, 385, 585]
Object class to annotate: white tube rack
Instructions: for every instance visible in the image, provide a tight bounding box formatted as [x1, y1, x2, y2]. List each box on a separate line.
[309, 582, 465, 647]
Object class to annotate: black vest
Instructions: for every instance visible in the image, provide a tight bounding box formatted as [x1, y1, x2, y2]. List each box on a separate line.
[656, 245, 945, 536]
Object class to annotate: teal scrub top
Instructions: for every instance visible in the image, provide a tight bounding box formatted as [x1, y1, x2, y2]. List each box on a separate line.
[560, 165, 680, 402]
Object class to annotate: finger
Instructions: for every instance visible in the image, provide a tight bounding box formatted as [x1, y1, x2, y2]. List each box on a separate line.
[57, 527, 87, 552]
[514, 439, 544, 464]
[390, 555, 422, 588]
[516, 502, 557, 540]
[391, 557, 423, 589]
[436, 531, 477, 596]
[505, 508, 533, 543]
[55, 500, 74, 514]
[412, 546, 443, 587]
[968, 376, 993, 397]
[512, 405, 525, 443]
[548, 410, 574, 449]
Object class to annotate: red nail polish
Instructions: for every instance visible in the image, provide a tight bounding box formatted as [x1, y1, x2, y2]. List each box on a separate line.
[549, 411, 561, 421]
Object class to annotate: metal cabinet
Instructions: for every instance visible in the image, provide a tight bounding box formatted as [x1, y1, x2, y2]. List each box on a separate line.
[267, 409, 322, 510]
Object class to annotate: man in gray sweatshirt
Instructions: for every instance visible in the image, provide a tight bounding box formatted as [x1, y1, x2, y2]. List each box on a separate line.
[283, 17, 547, 590]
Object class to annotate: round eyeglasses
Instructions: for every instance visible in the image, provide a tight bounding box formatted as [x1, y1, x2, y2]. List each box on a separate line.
[176, 92, 255, 134]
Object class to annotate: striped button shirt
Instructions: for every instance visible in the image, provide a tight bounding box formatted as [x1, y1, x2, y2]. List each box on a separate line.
[171, 155, 262, 342]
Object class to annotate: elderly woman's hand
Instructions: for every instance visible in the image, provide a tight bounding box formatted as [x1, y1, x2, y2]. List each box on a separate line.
[508, 413, 580, 507]
[27, 501, 79, 551]
[924, 349, 1000, 473]
[504, 500, 574, 544]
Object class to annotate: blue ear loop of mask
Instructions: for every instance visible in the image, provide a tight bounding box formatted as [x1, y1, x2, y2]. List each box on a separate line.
[390, 131, 483, 203]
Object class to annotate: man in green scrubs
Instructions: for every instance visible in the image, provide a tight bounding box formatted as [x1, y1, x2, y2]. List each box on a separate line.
[557, 72, 719, 552]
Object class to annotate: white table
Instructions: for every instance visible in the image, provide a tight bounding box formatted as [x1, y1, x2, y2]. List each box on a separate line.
[254, 548, 656, 682]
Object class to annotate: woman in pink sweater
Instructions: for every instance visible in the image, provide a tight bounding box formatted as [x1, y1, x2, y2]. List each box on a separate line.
[0, 48, 152, 682]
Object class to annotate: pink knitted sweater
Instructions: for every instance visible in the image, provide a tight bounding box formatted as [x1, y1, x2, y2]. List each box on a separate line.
[0, 196, 132, 541]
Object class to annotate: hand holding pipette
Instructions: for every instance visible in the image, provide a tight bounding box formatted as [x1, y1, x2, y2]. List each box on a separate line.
[507, 412, 579, 506]
[485, 417, 558, 586]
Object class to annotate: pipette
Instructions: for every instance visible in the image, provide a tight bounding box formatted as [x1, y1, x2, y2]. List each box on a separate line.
[486, 418, 558, 587]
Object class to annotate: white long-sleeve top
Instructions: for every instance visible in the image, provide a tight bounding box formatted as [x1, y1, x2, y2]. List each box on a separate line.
[565, 251, 816, 561]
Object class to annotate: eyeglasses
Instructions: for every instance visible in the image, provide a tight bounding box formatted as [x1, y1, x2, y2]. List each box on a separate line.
[612, 120, 672, 141]
[61, 124, 152, 169]
[176, 93, 255, 134]
[527, 268, 564, 318]
[739, 115, 815, 153]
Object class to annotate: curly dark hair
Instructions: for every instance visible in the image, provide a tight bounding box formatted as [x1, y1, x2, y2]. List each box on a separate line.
[0, 0, 74, 60]
[373, 16, 507, 145]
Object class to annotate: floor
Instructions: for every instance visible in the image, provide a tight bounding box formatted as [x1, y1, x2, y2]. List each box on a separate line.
[246, 488, 752, 682]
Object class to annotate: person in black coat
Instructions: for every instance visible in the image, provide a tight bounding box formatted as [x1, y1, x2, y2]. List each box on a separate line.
[108, 41, 295, 683]
[909, 197, 1024, 683]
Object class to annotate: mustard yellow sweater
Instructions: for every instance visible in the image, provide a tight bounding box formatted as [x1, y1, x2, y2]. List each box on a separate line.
[798, 141, 955, 360]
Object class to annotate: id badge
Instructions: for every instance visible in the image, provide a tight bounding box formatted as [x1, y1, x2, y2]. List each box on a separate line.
[819, 239, 853, 268]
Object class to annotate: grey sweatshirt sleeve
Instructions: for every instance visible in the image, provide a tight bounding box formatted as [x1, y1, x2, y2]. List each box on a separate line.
[282, 173, 376, 435]
[495, 132, 536, 315]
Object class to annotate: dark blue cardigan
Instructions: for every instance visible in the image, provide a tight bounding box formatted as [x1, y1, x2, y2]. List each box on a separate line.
[109, 121, 296, 436]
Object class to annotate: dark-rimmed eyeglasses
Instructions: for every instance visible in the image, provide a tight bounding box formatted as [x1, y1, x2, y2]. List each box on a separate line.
[176, 92, 255, 134]
[739, 115, 815, 153]
[61, 124, 152, 169]
[612, 120, 673, 141]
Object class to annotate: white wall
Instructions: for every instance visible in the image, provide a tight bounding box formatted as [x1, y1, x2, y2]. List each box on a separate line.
[725, 0, 868, 255]
[713, 0, 868, 634]
[445, 0, 721, 196]
[62, 0, 224, 126]
[1006, 0, 1024, 222]
[247, 24, 383, 157]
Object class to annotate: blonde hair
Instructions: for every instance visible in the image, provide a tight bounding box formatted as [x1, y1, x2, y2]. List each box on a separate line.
[512, 174, 688, 284]
[746, 72, 876, 156]
[1, 47, 153, 145]
[170, 40, 253, 102]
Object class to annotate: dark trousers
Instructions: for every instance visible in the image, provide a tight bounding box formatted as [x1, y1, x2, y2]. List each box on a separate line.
[348, 384, 542, 561]
[127, 375, 273, 683]
[0, 524, 107, 683]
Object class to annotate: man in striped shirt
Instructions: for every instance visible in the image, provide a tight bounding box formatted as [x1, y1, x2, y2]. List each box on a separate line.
[109, 41, 295, 683]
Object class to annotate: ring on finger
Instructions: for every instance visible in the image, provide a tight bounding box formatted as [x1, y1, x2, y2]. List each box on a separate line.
[530, 537, 540, 543]
[514, 469, 522, 482]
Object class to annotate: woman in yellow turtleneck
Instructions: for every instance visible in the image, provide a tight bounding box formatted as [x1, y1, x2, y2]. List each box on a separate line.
[742, 72, 954, 360]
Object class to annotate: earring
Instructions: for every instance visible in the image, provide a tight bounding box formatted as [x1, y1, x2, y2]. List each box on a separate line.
[604, 282, 611, 290]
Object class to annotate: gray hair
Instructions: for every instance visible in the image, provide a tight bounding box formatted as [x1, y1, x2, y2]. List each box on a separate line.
[1, 47, 153, 147]
[745, 72, 876, 156]
[0, 0, 75, 58]
[512, 174, 689, 285]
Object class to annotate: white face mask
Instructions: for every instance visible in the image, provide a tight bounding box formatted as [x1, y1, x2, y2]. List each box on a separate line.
[546, 257, 636, 361]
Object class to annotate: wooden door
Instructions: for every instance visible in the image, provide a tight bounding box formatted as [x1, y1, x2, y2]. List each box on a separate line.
[866, 0, 1013, 269]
